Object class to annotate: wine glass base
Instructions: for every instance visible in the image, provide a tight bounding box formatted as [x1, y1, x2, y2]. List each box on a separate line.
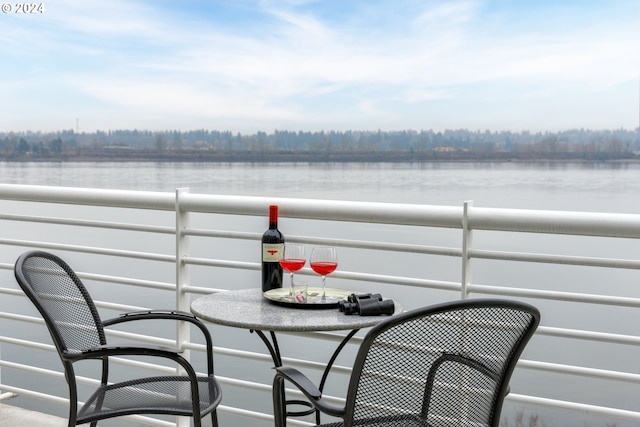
[307, 295, 340, 304]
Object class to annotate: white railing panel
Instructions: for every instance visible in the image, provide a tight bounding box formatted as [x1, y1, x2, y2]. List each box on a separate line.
[0, 184, 638, 427]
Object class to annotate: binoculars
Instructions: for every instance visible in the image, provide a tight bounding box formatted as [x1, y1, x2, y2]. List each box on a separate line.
[339, 293, 395, 316]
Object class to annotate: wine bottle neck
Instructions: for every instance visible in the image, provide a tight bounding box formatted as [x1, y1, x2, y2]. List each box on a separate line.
[268, 205, 278, 227]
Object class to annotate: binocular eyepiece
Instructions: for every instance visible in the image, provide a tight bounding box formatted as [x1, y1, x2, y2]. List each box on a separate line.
[339, 293, 395, 316]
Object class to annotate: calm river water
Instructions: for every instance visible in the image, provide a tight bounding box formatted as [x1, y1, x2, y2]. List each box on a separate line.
[2, 161, 640, 213]
[1, 161, 639, 427]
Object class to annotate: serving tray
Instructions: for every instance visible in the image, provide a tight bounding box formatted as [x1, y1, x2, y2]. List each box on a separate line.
[263, 287, 351, 309]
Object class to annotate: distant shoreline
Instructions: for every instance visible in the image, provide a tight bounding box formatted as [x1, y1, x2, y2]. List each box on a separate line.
[3, 128, 637, 164]
[2, 151, 640, 164]
[3, 159, 640, 164]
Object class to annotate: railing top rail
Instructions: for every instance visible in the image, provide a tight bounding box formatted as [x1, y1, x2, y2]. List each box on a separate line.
[0, 184, 174, 211]
[0, 184, 463, 227]
[179, 192, 463, 227]
[468, 206, 640, 238]
[2, 183, 640, 237]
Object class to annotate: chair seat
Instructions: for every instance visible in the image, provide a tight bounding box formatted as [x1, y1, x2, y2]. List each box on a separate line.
[77, 375, 221, 423]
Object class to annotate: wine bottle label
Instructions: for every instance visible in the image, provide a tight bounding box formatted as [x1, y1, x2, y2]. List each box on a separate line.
[262, 243, 284, 262]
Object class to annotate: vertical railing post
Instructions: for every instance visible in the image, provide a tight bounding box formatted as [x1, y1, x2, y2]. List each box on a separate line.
[175, 187, 190, 427]
[459, 201, 474, 422]
[461, 200, 473, 299]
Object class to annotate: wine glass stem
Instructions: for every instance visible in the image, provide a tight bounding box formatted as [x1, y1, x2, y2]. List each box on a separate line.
[321, 275, 326, 300]
[290, 272, 294, 296]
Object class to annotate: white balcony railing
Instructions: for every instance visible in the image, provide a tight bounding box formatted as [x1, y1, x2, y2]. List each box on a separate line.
[0, 183, 639, 426]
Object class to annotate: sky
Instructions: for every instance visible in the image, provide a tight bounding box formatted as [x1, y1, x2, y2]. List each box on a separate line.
[1, 0, 638, 134]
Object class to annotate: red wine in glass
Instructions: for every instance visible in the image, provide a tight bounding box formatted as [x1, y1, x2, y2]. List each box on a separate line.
[280, 259, 305, 272]
[279, 244, 305, 300]
[310, 246, 338, 301]
[309, 262, 337, 276]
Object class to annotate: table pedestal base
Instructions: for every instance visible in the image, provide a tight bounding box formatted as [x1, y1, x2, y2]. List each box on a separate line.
[251, 328, 359, 424]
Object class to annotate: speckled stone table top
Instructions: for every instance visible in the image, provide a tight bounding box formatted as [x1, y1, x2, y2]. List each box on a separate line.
[191, 288, 402, 332]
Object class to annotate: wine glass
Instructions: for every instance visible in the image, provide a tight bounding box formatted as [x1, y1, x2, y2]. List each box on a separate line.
[279, 244, 305, 300]
[310, 246, 338, 301]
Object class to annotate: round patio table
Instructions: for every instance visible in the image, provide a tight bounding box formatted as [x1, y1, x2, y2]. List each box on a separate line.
[191, 288, 402, 422]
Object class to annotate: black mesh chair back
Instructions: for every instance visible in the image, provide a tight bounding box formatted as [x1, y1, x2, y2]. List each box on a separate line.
[348, 299, 538, 427]
[17, 251, 106, 357]
[273, 299, 539, 427]
[15, 250, 221, 427]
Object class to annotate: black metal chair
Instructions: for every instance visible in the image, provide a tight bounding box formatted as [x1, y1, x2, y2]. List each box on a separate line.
[14, 250, 222, 427]
[273, 298, 540, 427]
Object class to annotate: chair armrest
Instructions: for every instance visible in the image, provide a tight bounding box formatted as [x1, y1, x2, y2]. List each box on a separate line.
[63, 344, 200, 381]
[274, 366, 345, 418]
[275, 366, 321, 398]
[102, 309, 215, 374]
[62, 343, 182, 362]
[102, 309, 200, 327]
[102, 310, 211, 347]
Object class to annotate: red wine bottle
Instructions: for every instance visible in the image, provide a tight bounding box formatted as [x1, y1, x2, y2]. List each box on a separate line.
[262, 205, 284, 292]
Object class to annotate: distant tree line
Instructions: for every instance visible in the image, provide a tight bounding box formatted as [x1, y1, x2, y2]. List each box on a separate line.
[0, 128, 638, 162]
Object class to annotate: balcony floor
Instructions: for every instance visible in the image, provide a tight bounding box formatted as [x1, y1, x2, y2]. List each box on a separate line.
[0, 404, 66, 426]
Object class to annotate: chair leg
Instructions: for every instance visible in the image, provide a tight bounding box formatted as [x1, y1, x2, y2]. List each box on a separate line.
[272, 375, 287, 427]
[66, 375, 78, 427]
[211, 410, 219, 427]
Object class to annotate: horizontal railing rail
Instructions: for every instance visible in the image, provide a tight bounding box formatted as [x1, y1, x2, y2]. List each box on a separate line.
[0, 183, 638, 426]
